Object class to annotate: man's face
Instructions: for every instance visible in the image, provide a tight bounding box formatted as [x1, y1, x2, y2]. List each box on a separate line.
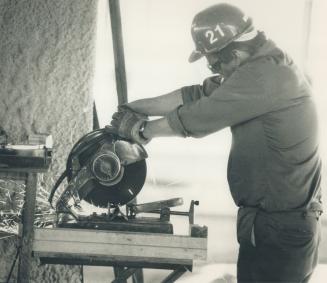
[205, 52, 238, 78]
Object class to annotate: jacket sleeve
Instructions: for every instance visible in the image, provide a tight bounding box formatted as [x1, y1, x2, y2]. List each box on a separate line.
[181, 76, 223, 104]
[167, 64, 271, 138]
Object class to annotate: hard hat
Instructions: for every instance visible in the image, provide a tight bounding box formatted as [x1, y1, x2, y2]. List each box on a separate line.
[189, 3, 254, 63]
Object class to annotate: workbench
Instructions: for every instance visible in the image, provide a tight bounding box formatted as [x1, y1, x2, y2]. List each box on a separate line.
[34, 226, 207, 282]
[0, 134, 208, 282]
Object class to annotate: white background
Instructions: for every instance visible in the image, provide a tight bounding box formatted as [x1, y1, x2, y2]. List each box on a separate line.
[87, 0, 327, 281]
[93, 0, 327, 216]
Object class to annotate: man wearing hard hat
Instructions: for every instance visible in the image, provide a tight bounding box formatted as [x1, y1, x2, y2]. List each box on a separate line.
[111, 3, 322, 282]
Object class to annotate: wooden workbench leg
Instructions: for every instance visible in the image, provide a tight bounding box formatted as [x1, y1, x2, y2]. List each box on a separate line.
[113, 267, 143, 283]
[113, 267, 127, 283]
[161, 267, 188, 283]
[132, 269, 144, 283]
[112, 268, 138, 283]
[18, 173, 38, 282]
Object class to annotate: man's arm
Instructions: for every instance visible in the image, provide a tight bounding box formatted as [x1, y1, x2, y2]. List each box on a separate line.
[125, 89, 183, 116]
[142, 117, 179, 139]
[110, 78, 222, 143]
[126, 77, 222, 116]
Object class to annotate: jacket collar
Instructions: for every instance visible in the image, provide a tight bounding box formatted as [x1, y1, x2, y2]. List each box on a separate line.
[248, 39, 284, 63]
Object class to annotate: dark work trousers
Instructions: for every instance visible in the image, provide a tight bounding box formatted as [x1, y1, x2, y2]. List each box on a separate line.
[237, 210, 321, 283]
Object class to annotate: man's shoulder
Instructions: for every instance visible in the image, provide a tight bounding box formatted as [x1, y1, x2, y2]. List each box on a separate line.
[239, 53, 299, 88]
[248, 48, 297, 75]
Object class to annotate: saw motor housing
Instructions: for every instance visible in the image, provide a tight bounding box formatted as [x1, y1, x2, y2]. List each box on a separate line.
[49, 128, 147, 214]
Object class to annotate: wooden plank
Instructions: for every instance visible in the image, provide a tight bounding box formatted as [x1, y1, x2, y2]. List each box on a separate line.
[34, 228, 207, 250]
[33, 239, 206, 260]
[34, 252, 193, 269]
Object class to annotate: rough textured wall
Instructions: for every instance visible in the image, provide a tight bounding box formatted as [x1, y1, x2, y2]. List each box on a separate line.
[0, 0, 98, 281]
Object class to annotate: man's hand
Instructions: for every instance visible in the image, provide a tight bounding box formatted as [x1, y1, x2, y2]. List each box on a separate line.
[110, 108, 151, 145]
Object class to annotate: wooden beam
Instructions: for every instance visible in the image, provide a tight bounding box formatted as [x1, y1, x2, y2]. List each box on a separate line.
[35, 252, 193, 270]
[18, 173, 38, 282]
[112, 268, 137, 283]
[34, 228, 207, 250]
[109, 0, 128, 105]
[33, 241, 206, 260]
[33, 228, 207, 261]
[162, 267, 188, 283]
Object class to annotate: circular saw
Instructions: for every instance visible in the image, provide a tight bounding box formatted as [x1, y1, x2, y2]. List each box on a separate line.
[49, 127, 147, 215]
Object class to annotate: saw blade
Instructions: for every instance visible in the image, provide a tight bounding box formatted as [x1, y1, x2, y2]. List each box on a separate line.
[84, 159, 146, 207]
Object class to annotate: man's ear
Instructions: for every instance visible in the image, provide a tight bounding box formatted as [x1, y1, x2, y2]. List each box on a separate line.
[231, 49, 248, 65]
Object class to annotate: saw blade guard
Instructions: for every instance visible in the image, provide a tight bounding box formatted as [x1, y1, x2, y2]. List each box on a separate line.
[49, 127, 147, 210]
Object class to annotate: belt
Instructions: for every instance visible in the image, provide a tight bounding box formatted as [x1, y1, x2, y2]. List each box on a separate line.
[257, 208, 322, 220]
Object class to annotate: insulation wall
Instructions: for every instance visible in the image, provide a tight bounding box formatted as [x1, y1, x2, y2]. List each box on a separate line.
[0, 0, 98, 281]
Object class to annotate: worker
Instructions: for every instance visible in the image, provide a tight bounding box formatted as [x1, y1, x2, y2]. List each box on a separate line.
[110, 3, 322, 282]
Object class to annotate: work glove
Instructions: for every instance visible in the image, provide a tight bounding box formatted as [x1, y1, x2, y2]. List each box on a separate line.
[110, 107, 151, 145]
